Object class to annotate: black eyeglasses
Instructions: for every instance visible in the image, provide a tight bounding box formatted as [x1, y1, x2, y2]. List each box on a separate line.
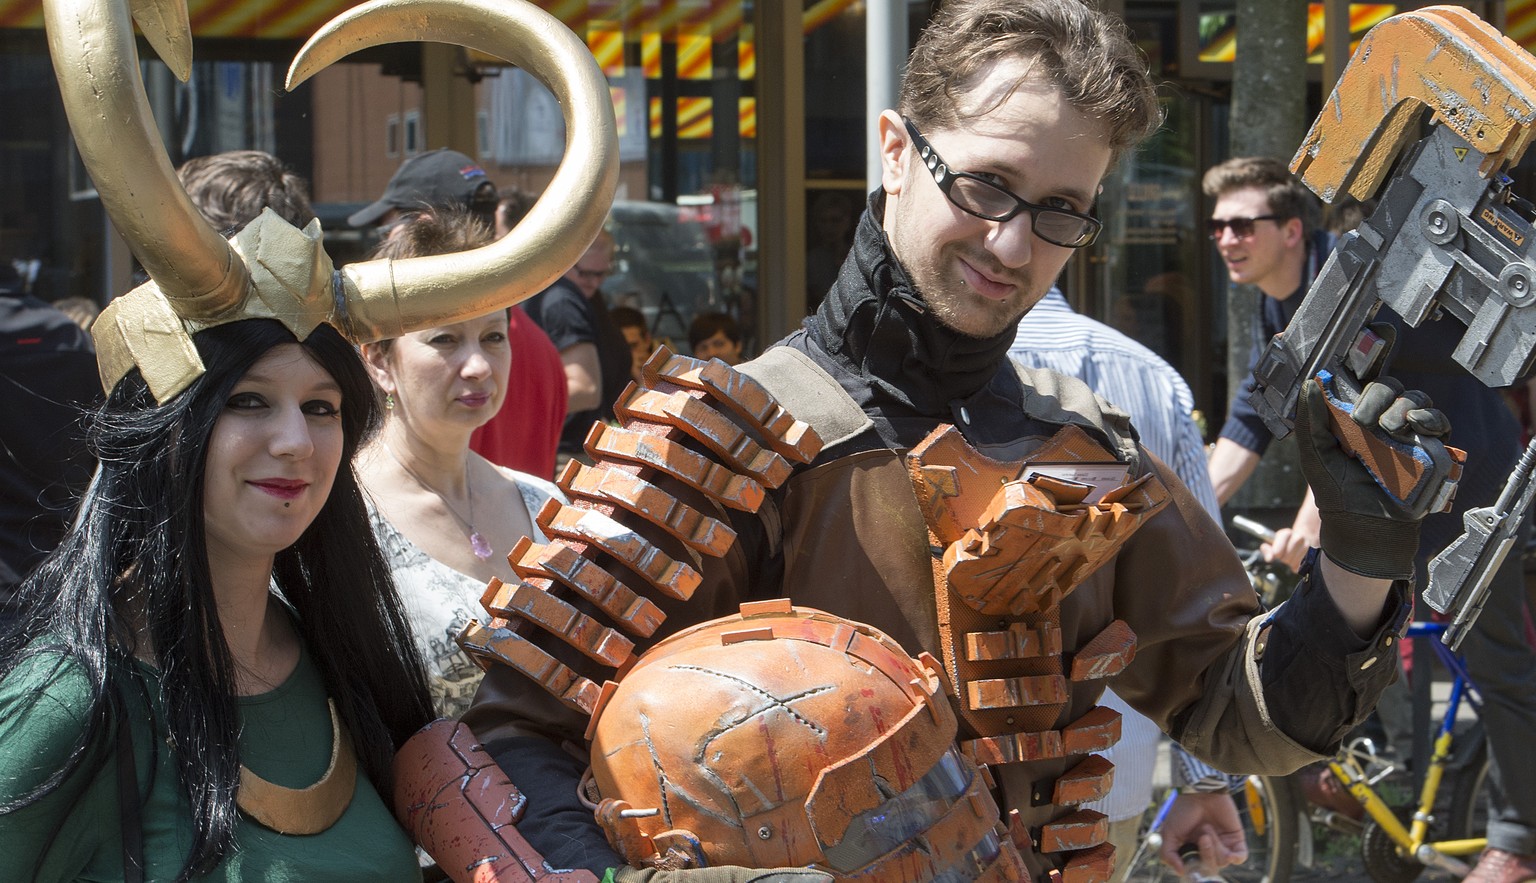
[1207, 215, 1281, 240]
[902, 118, 1102, 249]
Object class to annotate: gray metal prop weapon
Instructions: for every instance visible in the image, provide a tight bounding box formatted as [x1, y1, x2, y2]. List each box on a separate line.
[1425, 437, 1536, 650]
[1246, 8, 1536, 642]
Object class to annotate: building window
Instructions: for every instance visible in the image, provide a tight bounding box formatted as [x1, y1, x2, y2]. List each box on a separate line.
[386, 113, 400, 158]
[403, 110, 421, 156]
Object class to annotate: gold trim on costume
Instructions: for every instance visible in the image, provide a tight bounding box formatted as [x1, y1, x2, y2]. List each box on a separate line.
[236, 699, 358, 835]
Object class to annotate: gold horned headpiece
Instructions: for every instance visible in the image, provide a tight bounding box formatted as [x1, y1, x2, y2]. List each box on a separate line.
[43, 0, 618, 402]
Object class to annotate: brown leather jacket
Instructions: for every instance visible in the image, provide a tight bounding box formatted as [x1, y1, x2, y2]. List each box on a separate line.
[465, 197, 1408, 876]
[466, 347, 1405, 873]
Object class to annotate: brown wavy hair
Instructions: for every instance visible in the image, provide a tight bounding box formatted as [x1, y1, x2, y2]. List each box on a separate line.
[1201, 155, 1321, 237]
[177, 150, 314, 234]
[899, 0, 1162, 160]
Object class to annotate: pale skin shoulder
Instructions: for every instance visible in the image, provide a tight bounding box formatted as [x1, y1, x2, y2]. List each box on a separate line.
[357, 446, 532, 584]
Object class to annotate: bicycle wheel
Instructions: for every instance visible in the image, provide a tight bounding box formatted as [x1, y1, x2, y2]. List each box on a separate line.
[1446, 720, 1491, 843]
[1121, 778, 1299, 883]
[1227, 775, 1300, 883]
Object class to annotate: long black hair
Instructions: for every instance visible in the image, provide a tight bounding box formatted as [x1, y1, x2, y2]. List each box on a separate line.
[0, 318, 434, 880]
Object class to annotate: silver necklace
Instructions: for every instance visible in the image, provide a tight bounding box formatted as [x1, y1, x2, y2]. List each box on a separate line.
[380, 440, 493, 561]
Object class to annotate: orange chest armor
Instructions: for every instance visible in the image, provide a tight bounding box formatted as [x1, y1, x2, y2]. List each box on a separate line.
[452, 352, 1169, 883]
[906, 422, 1169, 880]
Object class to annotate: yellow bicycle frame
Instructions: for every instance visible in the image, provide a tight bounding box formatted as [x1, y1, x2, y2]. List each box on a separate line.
[1331, 730, 1485, 867]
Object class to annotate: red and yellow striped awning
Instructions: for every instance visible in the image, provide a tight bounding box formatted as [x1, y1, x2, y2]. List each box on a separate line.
[0, 0, 857, 42]
[0, 0, 354, 36]
[1197, 3, 1398, 63]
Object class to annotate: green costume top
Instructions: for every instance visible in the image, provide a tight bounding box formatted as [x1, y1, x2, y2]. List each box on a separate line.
[0, 644, 421, 882]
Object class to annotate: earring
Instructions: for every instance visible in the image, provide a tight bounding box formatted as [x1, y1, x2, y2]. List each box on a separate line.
[384, 392, 395, 411]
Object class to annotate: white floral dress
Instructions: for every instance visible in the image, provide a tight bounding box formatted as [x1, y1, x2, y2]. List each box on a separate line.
[368, 470, 564, 718]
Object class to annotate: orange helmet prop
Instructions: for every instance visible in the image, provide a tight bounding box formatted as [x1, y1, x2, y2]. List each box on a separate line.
[587, 600, 1028, 883]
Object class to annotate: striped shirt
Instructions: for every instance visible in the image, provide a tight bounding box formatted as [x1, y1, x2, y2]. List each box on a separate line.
[1009, 288, 1221, 521]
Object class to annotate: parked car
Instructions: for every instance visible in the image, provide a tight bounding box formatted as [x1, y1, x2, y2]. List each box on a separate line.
[604, 199, 718, 344]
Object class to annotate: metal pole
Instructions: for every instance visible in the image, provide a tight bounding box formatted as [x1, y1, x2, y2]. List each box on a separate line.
[1320, 0, 1351, 97]
[758, 0, 806, 341]
[866, 0, 907, 192]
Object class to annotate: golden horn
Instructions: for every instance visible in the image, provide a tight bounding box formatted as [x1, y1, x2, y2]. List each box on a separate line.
[130, 0, 194, 82]
[287, 0, 620, 343]
[43, 0, 250, 321]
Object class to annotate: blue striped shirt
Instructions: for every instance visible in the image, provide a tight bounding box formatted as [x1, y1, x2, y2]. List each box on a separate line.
[1009, 288, 1221, 521]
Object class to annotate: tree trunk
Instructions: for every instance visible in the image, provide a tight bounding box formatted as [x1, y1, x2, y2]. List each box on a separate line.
[1226, 0, 1310, 514]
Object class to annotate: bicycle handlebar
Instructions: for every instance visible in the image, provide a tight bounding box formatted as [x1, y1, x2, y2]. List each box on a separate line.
[1231, 514, 1277, 544]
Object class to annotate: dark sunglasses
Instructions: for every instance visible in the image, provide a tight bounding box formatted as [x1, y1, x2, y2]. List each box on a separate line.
[903, 118, 1102, 249]
[1207, 215, 1282, 240]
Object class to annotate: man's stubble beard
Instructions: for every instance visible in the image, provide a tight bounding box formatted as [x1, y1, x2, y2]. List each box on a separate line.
[905, 244, 1039, 340]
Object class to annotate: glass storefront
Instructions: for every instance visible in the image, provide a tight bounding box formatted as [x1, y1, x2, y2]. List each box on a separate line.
[0, 46, 92, 303]
[0, 1, 789, 360]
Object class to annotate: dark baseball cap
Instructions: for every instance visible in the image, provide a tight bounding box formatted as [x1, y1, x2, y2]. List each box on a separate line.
[348, 148, 496, 228]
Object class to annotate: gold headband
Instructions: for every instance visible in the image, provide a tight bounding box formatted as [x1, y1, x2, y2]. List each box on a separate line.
[44, 0, 619, 402]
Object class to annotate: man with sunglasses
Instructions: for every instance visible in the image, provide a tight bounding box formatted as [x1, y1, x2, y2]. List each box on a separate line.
[1204, 158, 1536, 883]
[465, 2, 1447, 880]
[1203, 156, 1332, 549]
[522, 228, 634, 464]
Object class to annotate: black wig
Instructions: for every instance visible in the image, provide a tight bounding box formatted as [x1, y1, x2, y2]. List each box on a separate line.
[0, 318, 434, 880]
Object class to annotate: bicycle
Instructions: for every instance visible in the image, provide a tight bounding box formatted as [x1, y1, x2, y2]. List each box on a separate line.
[1224, 517, 1492, 883]
[1316, 619, 1490, 883]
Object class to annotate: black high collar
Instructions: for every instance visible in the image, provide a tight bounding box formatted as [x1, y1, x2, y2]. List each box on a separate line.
[804, 190, 1019, 421]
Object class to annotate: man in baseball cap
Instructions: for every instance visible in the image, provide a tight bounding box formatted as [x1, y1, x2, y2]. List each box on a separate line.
[349, 147, 498, 229]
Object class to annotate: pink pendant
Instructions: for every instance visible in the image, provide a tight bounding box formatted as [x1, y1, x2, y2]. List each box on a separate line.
[470, 531, 493, 561]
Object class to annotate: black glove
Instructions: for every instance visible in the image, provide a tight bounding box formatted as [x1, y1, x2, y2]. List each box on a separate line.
[609, 867, 833, 883]
[1297, 370, 1452, 580]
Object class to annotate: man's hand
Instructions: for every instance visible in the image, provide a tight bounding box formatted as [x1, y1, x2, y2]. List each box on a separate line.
[1262, 489, 1322, 574]
[1261, 527, 1312, 573]
[1157, 792, 1249, 876]
[1297, 372, 1452, 580]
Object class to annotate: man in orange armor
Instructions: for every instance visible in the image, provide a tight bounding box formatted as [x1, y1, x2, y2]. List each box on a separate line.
[461, 1, 1448, 880]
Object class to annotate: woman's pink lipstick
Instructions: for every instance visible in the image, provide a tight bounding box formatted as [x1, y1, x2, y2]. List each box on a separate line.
[458, 392, 492, 408]
[249, 478, 308, 500]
